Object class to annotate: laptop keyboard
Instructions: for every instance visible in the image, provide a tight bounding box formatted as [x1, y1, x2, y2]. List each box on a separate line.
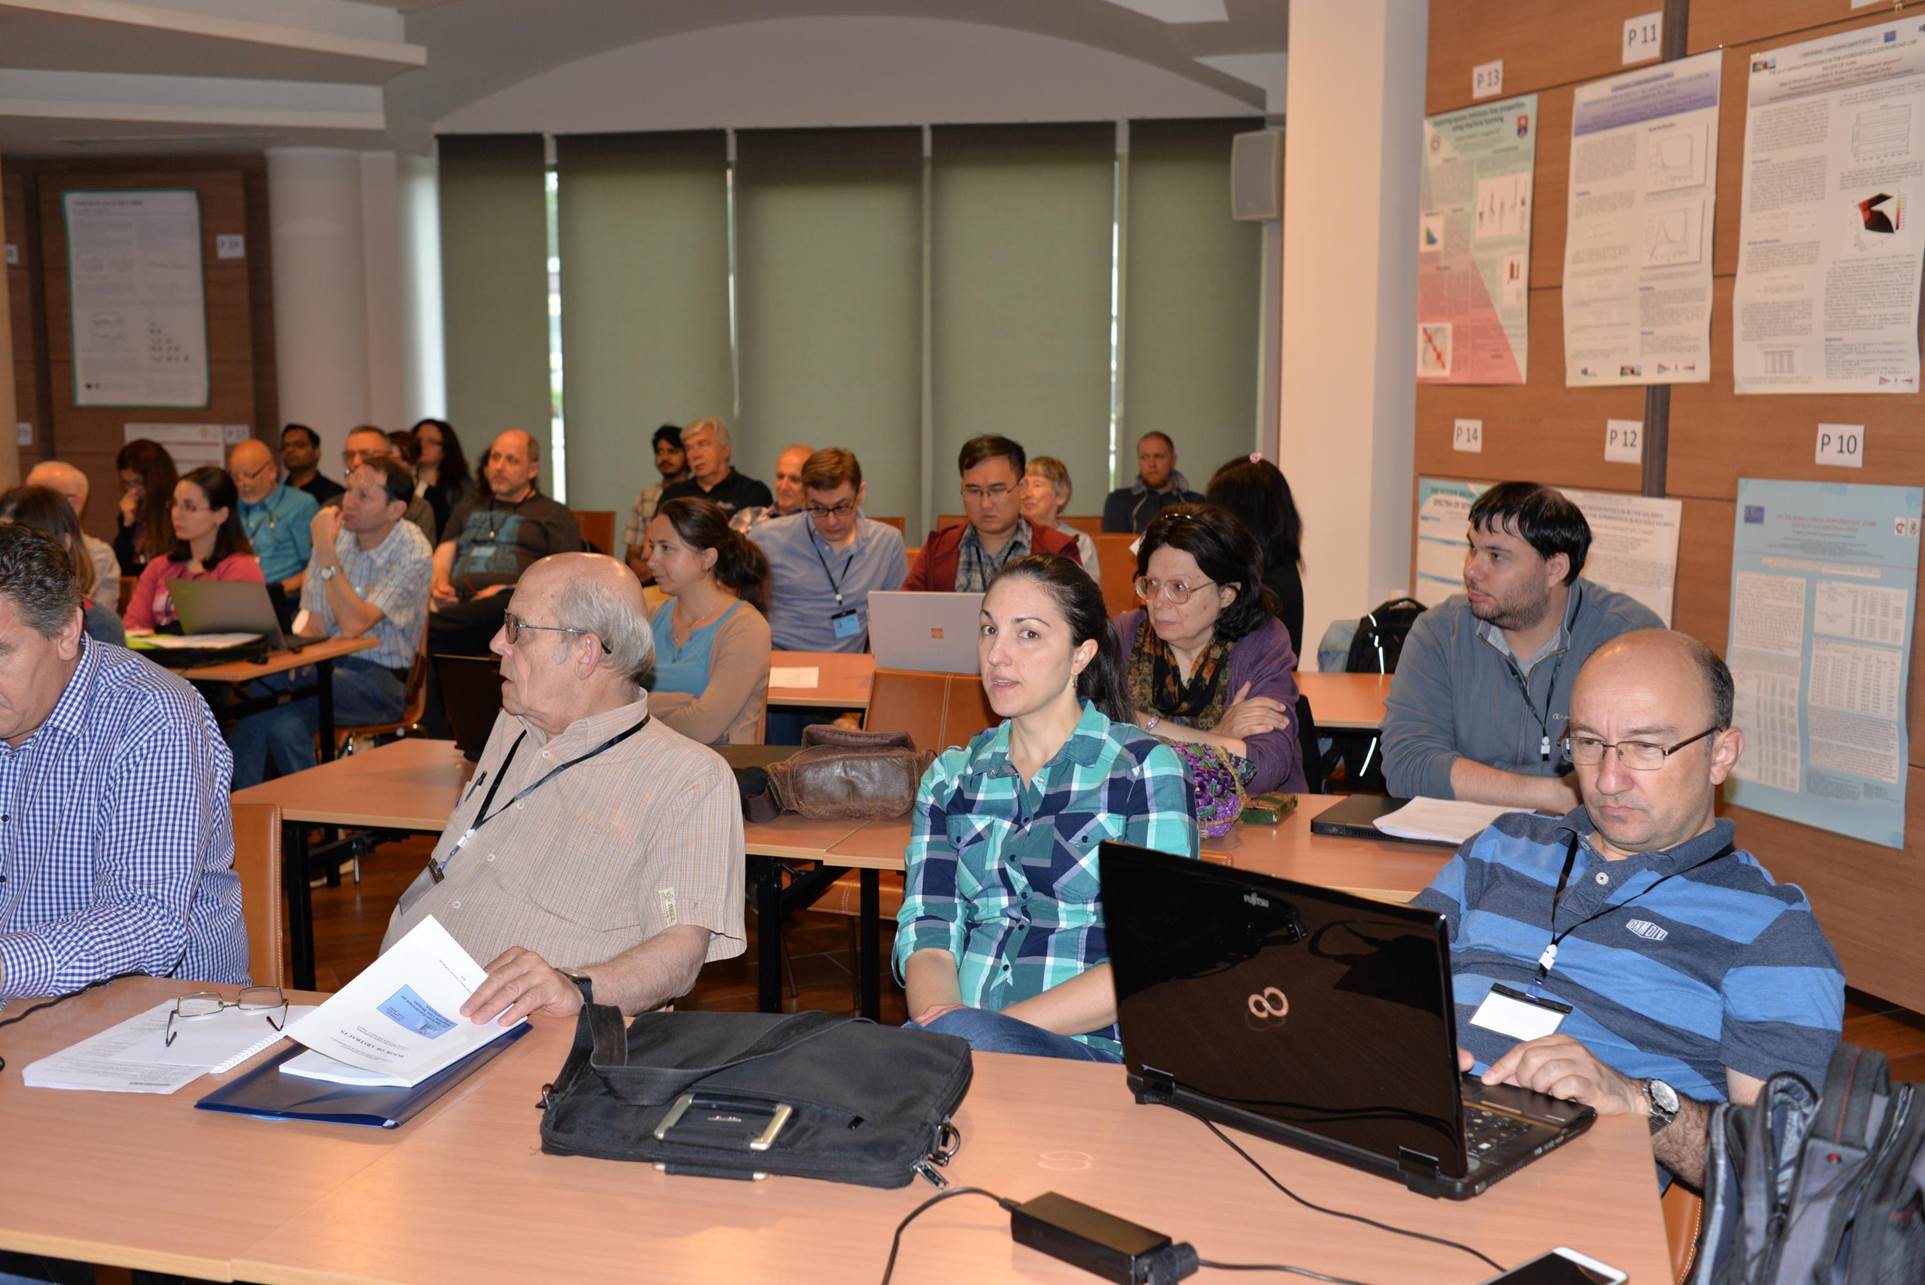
[1463, 1105, 1533, 1164]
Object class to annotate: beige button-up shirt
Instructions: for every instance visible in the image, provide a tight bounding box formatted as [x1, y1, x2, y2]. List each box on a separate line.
[382, 697, 746, 969]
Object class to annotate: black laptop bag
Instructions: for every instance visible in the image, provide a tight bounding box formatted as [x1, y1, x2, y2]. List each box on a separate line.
[539, 1005, 973, 1188]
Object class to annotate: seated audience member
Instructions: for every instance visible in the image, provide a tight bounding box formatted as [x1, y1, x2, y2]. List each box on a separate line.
[1383, 482, 1661, 810]
[729, 442, 813, 532]
[427, 428, 583, 655]
[905, 435, 1080, 592]
[657, 416, 772, 520]
[123, 467, 263, 633]
[1021, 455, 1100, 582]
[387, 428, 421, 473]
[334, 425, 437, 544]
[280, 423, 343, 504]
[112, 437, 178, 576]
[229, 437, 319, 598]
[227, 459, 434, 788]
[643, 498, 773, 746]
[0, 524, 247, 998]
[624, 422, 688, 578]
[897, 555, 1197, 1061]
[1101, 431, 1204, 533]
[748, 447, 907, 653]
[413, 416, 475, 542]
[1114, 504, 1305, 795]
[383, 553, 746, 1023]
[1427, 629, 1843, 1188]
[0, 487, 125, 646]
[25, 459, 119, 589]
[1205, 455, 1305, 659]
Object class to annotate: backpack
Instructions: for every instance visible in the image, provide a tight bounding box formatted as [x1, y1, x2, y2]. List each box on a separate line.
[1338, 597, 1427, 790]
[1692, 1043, 1925, 1284]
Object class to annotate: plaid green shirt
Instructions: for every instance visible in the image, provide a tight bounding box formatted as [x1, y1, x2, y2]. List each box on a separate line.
[893, 701, 1198, 1055]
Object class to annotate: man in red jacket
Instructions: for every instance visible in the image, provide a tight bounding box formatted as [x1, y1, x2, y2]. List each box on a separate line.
[905, 435, 1082, 592]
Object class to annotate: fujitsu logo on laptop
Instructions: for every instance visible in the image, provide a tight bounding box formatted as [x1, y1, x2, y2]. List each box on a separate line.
[1242, 891, 1271, 909]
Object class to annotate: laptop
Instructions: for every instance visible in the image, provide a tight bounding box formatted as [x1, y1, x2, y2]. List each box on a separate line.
[1100, 842, 1594, 1200]
[168, 579, 296, 652]
[867, 590, 984, 674]
[1308, 792, 1458, 847]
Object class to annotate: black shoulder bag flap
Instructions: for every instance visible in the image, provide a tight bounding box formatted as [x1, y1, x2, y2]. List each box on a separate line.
[539, 1006, 973, 1188]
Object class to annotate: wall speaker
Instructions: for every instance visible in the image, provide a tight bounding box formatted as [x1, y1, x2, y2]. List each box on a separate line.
[1230, 127, 1283, 222]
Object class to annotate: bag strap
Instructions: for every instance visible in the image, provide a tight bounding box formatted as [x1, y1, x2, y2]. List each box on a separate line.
[1811, 1043, 1890, 1152]
[587, 1007, 871, 1099]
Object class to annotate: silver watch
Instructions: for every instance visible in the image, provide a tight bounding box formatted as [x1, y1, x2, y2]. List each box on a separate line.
[318, 564, 340, 583]
[1643, 1078, 1679, 1135]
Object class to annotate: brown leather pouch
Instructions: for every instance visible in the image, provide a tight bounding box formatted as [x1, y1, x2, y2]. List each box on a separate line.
[765, 725, 936, 820]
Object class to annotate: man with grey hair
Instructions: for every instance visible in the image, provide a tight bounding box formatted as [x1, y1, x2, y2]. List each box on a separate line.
[657, 416, 772, 519]
[25, 459, 119, 589]
[385, 552, 745, 1022]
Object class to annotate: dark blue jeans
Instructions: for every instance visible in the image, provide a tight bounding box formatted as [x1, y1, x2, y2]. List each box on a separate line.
[908, 1008, 1121, 1063]
[227, 657, 407, 789]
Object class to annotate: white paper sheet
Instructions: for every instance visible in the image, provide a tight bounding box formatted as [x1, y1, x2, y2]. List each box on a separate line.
[21, 1000, 312, 1093]
[769, 666, 819, 688]
[1373, 797, 1522, 845]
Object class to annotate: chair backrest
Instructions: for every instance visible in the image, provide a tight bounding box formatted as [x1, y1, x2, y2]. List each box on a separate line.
[1093, 533, 1140, 617]
[1060, 514, 1104, 536]
[934, 514, 964, 533]
[435, 653, 505, 759]
[870, 515, 905, 533]
[572, 509, 617, 556]
[864, 668, 998, 757]
[1662, 1183, 1702, 1283]
[1295, 693, 1327, 795]
[230, 802, 285, 989]
[938, 673, 996, 752]
[117, 574, 138, 616]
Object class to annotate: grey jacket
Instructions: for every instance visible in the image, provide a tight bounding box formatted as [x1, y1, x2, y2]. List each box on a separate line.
[1381, 578, 1663, 799]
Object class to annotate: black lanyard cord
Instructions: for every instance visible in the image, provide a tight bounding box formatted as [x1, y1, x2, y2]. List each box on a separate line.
[1532, 831, 1736, 989]
[809, 533, 858, 608]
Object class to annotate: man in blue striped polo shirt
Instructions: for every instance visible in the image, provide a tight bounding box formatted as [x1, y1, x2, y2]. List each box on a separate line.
[1416, 629, 1843, 1187]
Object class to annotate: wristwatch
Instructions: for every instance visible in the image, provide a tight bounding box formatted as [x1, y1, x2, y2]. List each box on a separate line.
[557, 967, 595, 1005]
[317, 564, 340, 583]
[1643, 1078, 1680, 1135]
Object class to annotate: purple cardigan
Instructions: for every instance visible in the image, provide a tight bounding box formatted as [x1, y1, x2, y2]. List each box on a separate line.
[1114, 607, 1307, 795]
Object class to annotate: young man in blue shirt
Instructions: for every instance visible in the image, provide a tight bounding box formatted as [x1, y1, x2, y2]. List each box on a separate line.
[748, 447, 906, 654]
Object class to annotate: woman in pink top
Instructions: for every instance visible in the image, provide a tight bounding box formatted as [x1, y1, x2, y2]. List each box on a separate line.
[124, 465, 264, 632]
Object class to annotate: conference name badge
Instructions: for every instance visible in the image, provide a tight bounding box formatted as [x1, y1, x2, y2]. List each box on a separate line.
[1469, 983, 1571, 1043]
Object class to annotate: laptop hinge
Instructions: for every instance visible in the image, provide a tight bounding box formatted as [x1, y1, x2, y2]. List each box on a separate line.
[1139, 1066, 1177, 1103]
[1396, 1146, 1441, 1191]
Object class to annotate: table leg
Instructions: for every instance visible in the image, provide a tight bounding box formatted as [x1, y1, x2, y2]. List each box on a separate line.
[752, 859, 783, 1014]
[316, 658, 338, 763]
[286, 821, 316, 990]
[859, 869, 880, 1021]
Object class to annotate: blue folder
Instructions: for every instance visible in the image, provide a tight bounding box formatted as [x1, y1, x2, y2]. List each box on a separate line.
[194, 1025, 529, 1128]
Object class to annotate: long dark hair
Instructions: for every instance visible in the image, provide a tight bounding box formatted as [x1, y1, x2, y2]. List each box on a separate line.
[168, 466, 254, 566]
[1206, 456, 1302, 573]
[657, 496, 769, 614]
[989, 553, 1130, 725]
[0, 484, 97, 598]
[1135, 504, 1276, 642]
[116, 438, 178, 560]
[413, 418, 473, 494]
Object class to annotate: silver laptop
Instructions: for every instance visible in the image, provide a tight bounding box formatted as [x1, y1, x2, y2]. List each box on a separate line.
[168, 579, 295, 651]
[867, 590, 984, 674]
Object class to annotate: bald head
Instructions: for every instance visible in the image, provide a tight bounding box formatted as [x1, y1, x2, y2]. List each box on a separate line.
[228, 439, 280, 503]
[495, 553, 655, 733]
[25, 461, 89, 516]
[483, 429, 540, 502]
[1577, 629, 1732, 733]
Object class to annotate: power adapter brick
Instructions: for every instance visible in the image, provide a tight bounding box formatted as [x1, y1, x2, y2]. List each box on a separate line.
[1009, 1192, 1200, 1285]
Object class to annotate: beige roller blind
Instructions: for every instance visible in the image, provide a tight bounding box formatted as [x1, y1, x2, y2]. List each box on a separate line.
[1123, 118, 1266, 493]
[930, 124, 1115, 527]
[734, 128, 924, 530]
[437, 135, 552, 471]
[554, 131, 731, 516]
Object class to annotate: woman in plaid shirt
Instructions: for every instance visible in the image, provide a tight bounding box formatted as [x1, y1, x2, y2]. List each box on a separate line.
[894, 554, 1198, 1061]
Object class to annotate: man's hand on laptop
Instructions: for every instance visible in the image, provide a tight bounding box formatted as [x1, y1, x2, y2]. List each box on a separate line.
[1460, 1034, 1645, 1115]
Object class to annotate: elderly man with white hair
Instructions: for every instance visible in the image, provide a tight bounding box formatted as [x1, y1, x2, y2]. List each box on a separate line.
[655, 416, 772, 520]
[25, 459, 120, 589]
[383, 552, 746, 1022]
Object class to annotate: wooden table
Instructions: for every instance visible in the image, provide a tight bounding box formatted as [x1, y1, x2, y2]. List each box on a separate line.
[767, 650, 875, 708]
[1295, 670, 1392, 732]
[170, 634, 382, 764]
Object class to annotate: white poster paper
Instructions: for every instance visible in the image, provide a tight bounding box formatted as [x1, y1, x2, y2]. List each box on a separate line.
[1733, 17, 1925, 393]
[1564, 52, 1722, 386]
[64, 189, 209, 408]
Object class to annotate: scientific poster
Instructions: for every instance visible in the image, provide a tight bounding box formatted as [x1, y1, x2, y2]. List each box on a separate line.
[1726, 479, 1920, 848]
[1564, 52, 1722, 386]
[1414, 478, 1682, 624]
[63, 189, 208, 408]
[1733, 17, 1925, 394]
[1418, 95, 1538, 385]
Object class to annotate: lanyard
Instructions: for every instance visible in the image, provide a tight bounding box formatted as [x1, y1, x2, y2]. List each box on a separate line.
[1530, 831, 1736, 995]
[810, 533, 857, 608]
[428, 713, 651, 882]
[1503, 584, 1578, 761]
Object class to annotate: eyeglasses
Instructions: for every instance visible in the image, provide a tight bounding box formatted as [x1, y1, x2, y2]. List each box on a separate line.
[806, 500, 858, 520]
[502, 611, 612, 653]
[1133, 575, 1217, 605]
[962, 485, 1015, 502]
[1561, 727, 1720, 771]
[166, 986, 287, 1047]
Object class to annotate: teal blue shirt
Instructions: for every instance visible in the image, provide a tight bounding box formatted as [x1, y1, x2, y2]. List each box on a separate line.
[238, 482, 318, 584]
[649, 599, 740, 696]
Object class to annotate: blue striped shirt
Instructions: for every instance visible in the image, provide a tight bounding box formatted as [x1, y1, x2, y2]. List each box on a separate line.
[0, 639, 248, 998]
[1413, 810, 1843, 1103]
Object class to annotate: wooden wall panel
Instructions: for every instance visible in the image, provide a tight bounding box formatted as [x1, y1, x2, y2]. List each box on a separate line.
[4, 168, 38, 470]
[1688, 0, 1880, 58]
[1528, 88, 1574, 291]
[1414, 289, 1647, 490]
[1427, 0, 1662, 115]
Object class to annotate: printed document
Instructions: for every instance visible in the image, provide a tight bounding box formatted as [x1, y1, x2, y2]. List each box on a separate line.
[1374, 798, 1523, 846]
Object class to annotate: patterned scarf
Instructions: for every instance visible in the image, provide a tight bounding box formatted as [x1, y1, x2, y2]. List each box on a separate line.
[1127, 621, 1231, 729]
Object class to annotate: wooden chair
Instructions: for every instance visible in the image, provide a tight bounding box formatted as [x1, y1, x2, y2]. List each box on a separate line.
[572, 509, 617, 557]
[1093, 533, 1140, 617]
[870, 515, 905, 533]
[934, 514, 965, 533]
[862, 668, 949, 755]
[117, 574, 137, 616]
[230, 802, 286, 989]
[1662, 1184, 1703, 1283]
[333, 632, 430, 755]
[1060, 514, 1105, 536]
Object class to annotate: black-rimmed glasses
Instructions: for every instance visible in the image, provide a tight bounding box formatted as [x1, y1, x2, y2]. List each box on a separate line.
[165, 986, 288, 1047]
[503, 611, 613, 653]
[1561, 727, 1720, 771]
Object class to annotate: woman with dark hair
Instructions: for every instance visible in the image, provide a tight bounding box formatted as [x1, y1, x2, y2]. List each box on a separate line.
[642, 496, 773, 745]
[895, 553, 1198, 1062]
[1206, 455, 1305, 659]
[123, 466, 263, 632]
[412, 417, 473, 540]
[113, 437, 179, 575]
[0, 484, 125, 644]
[1116, 504, 1306, 795]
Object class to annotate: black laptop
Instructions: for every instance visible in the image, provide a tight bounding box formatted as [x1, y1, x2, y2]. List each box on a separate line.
[1100, 842, 1594, 1199]
[1308, 792, 1458, 846]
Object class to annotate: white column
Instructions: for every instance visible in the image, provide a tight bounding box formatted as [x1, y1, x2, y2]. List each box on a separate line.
[397, 151, 445, 426]
[359, 151, 405, 432]
[267, 147, 370, 465]
[1280, 0, 1427, 668]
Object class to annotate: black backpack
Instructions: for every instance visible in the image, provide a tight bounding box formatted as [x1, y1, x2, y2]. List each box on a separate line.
[1345, 596, 1426, 675]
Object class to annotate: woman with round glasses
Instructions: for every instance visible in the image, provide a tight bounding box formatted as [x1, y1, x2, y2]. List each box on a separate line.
[1114, 504, 1306, 795]
[123, 466, 263, 633]
[642, 497, 773, 745]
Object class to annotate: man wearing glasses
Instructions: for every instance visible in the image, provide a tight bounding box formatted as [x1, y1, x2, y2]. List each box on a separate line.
[1416, 629, 1843, 1187]
[905, 435, 1081, 593]
[229, 437, 319, 598]
[325, 425, 438, 545]
[383, 552, 745, 1024]
[748, 448, 906, 653]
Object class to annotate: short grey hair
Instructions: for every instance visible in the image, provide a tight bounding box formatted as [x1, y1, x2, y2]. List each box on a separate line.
[552, 574, 654, 686]
[683, 416, 730, 450]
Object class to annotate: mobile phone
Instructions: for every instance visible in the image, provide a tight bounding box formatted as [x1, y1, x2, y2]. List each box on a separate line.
[1478, 1247, 1628, 1285]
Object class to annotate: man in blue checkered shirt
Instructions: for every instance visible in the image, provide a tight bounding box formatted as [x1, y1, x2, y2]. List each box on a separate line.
[0, 524, 247, 999]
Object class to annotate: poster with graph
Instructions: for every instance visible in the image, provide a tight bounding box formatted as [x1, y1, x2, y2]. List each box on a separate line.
[1563, 52, 1721, 387]
[63, 189, 209, 408]
[1734, 16, 1925, 394]
[1417, 95, 1538, 385]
